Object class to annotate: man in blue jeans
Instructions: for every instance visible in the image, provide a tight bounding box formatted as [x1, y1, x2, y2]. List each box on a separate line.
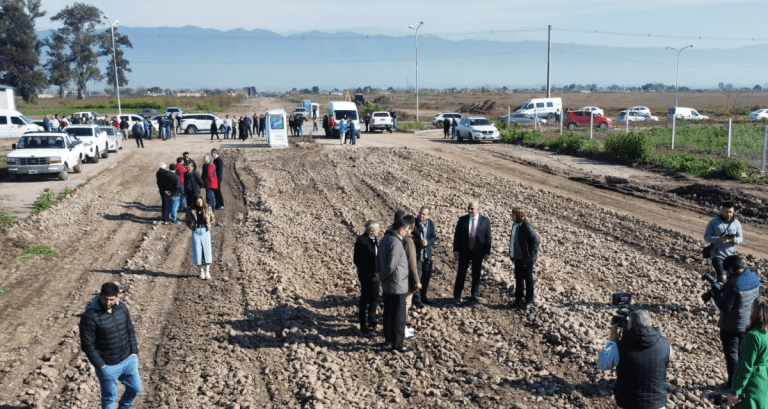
[79, 282, 141, 409]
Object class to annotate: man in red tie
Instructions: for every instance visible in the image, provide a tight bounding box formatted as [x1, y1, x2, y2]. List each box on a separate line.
[452, 200, 493, 305]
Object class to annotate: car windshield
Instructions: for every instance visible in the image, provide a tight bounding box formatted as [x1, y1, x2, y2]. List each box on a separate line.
[470, 119, 491, 126]
[65, 127, 95, 137]
[19, 115, 35, 125]
[373, 113, 389, 117]
[334, 110, 358, 121]
[16, 135, 66, 149]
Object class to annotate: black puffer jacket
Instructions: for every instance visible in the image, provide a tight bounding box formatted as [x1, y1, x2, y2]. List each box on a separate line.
[79, 296, 138, 368]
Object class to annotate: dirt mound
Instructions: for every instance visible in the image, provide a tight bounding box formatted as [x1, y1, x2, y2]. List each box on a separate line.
[458, 99, 497, 114]
[373, 95, 391, 105]
[670, 183, 768, 220]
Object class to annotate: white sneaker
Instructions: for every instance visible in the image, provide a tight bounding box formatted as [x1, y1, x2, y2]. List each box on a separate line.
[205, 272, 211, 280]
[405, 327, 416, 339]
[199, 270, 205, 280]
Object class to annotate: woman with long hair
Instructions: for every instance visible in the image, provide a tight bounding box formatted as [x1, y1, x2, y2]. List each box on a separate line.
[729, 296, 768, 408]
[187, 195, 215, 280]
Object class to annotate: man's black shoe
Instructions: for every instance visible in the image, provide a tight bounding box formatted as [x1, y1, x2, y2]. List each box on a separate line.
[470, 295, 482, 303]
[413, 302, 425, 309]
[452, 298, 461, 306]
[393, 346, 412, 353]
[521, 302, 534, 311]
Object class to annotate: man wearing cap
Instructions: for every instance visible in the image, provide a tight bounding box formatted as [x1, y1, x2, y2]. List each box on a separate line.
[79, 282, 141, 408]
[156, 163, 169, 221]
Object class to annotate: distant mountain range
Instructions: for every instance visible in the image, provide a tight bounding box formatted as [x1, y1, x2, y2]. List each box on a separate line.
[37, 26, 768, 92]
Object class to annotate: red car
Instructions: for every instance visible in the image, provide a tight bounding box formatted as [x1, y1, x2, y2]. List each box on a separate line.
[566, 110, 612, 130]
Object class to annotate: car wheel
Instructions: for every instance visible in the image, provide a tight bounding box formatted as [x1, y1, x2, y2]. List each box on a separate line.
[92, 148, 100, 163]
[58, 167, 68, 181]
[599, 122, 608, 130]
[548, 113, 555, 120]
[219, 125, 225, 133]
[73, 158, 83, 173]
[101, 144, 109, 158]
[187, 125, 197, 134]
[567, 123, 576, 130]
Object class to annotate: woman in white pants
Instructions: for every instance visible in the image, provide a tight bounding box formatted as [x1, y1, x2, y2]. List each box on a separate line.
[187, 196, 215, 279]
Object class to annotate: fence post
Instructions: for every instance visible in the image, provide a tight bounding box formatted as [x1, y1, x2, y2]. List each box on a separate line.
[762, 125, 767, 173]
[671, 116, 676, 149]
[727, 118, 732, 158]
[625, 113, 629, 133]
[589, 112, 593, 140]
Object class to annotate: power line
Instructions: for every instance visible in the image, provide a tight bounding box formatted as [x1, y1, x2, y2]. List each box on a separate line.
[552, 47, 768, 74]
[555, 28, 768, 43]
[128, 50, 546, 66]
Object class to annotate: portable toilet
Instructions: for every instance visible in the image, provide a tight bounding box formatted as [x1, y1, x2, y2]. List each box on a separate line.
[310, 103, 320, 119]
[265, 109, 288, 147]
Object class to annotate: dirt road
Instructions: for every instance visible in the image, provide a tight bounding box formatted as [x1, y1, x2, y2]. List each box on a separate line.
[0, 100, 765, 408]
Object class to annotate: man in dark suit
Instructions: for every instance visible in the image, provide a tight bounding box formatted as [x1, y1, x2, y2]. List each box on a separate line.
[413, 206, 437, 306]
[452, 200, 492, 304]
[354, 220, 381, 336]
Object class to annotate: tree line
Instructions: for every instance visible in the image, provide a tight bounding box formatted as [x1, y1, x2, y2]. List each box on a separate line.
[0, 0, 131, 102]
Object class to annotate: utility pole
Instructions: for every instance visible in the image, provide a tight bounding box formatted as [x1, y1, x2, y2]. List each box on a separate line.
[546, 25, 551, 98]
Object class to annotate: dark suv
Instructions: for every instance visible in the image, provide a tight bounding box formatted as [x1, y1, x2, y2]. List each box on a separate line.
[138, 108, 158, 116]
[566, 110, 612, 130]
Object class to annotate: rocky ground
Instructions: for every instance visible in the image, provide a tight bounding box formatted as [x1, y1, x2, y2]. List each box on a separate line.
[0, 100, 767, 408]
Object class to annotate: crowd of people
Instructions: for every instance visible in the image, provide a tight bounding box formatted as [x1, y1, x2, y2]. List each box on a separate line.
[155, 149, 222, 280]
[354, 201, 540, 352]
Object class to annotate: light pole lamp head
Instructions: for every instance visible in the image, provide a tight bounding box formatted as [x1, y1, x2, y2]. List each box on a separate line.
[114, 20, 119, 26]
[409, 25, 414, 29]
[103, 15, 109, 20]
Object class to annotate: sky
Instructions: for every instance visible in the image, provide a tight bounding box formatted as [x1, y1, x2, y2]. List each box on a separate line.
[36, 0, 768, 50]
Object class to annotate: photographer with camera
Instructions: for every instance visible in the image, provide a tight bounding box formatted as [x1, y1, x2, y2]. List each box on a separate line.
[598, 309, 672, 409]
[704, 201, 743, 282]
[710, 255, 760, 390]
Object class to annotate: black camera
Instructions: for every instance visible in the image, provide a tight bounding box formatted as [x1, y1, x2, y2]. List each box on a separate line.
[611, 292, 632, 330]
[701, 273, 723, 303]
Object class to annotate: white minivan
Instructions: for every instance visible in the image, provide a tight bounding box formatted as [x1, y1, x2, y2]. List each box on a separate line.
[0, 109, 44, 138]
[667, 107, 708, 120]
[327, 101, 361, 138]
[515, 97, 562, 120]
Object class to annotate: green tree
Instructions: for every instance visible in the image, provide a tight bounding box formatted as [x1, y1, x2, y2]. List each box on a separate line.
[49, 3, 104, 99]
[98, 25, 131, 93]
[0, 0, 47, 102]
[43, 31, 72, 98]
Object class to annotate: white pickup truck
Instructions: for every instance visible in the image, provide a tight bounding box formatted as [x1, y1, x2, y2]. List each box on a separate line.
[369, 111, 393, 132]
[6, 132, 85, 180]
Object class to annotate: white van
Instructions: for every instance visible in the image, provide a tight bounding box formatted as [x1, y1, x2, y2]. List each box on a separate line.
[667, 107, 708, 120]
[327, 101, 361, 138]
[515, 97, 562, 120]
[0, 109, 44, 138]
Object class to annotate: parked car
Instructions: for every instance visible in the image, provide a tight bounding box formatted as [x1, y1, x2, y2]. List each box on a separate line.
[118, 114, 159, 132]
[0, 109, 44, 138]
[566, 110, 612, 130]
[180, 113, 224, 134]
[101, 126, 123, 151]
[456, 117, 500, 142]
[667, 107, 708, 120]
[73, 111, 103, 122]
[616, 111, 659, 122]
[6, 132, 85, 180]
[748, 109, 768, 121]
[64, 124, 109, 163]
[577, 106, 605, 117]
[164, 106, 182, 117]
[138, 108, 158, 116]
[626, 106, 652, 116]
[369, 111, 393, 132]
[497, 113, 547, 126]
[432, 113, 463, 127]
[292, 107, 308, 119]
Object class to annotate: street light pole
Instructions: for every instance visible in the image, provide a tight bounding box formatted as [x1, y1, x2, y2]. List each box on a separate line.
[666, 45, 693, 109]
[666, 45, 693, 149]
[105, 16, 121, 115]
[409, 21, 423, 123]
